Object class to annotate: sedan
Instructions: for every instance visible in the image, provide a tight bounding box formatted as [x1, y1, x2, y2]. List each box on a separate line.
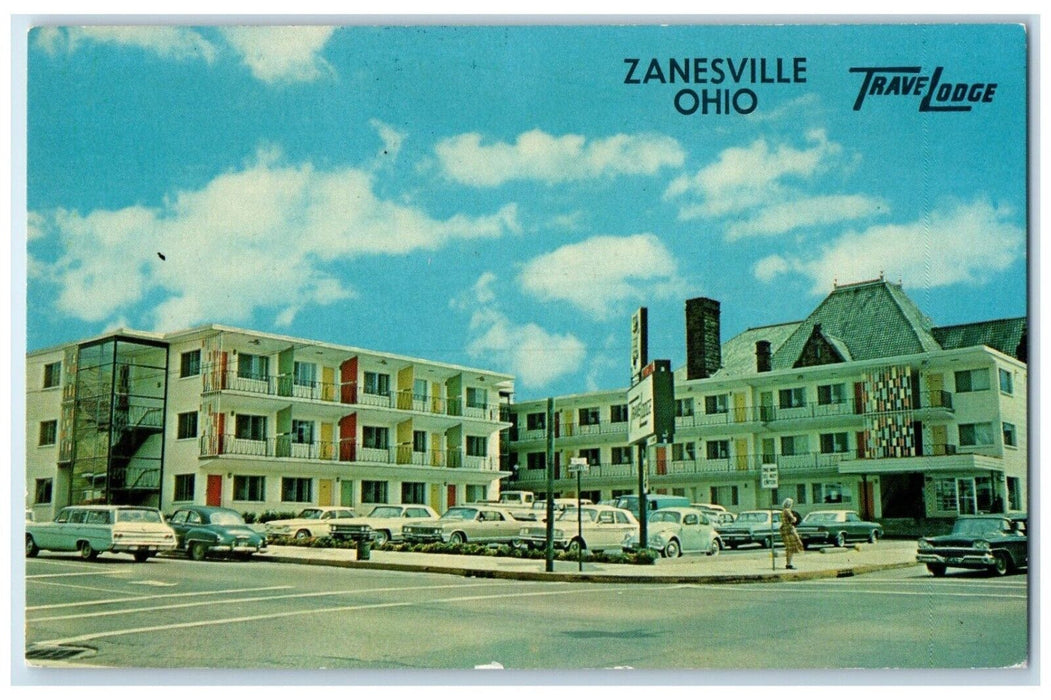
[623, 507, 722, 558]
[263, 507, 358, 539]
[795, 510, 883, 548]
[402, 506, 523, 545]
[519, 505, 637, 554]
[917, 514, 1028, 576]
[329, 504, 440, 545]
[167, 506, 267, 561]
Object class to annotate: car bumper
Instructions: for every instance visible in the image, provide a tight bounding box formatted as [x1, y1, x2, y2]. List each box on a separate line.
[211, 543, 267, 554]
[112, 542, 177, 554]
[916, 551, 997, 568]
[519, 536, 569, 549]
[403, 533, 445, 543]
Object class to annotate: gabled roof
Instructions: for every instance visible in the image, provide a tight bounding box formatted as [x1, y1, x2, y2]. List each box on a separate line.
[771, 279, 942, 369]
[707, 321, 800, 378]
[932, 317, 1027, 360]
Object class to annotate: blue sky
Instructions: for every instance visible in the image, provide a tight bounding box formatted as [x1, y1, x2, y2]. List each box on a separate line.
[24, 23, 1028, 400]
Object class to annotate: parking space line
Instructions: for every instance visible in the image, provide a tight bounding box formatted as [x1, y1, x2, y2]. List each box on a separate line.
[34, 584, 629, 648]
[27, 569, 136, 579]
[680, 583, 1026, 600]
[27, 585, 294, 611]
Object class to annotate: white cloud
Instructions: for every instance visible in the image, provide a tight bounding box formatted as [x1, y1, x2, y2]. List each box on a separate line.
[435, 129, 684, 186]
[370, 119, 407, 165]
[31, 146, 519, 332]
[454, 274, 587, 390]
[754, 198, 1024, 294]
[34, 26, 218, 62]
[219, 26, 335, 84]
[518, 234, 689, 320]
[725, 194, 888, 241]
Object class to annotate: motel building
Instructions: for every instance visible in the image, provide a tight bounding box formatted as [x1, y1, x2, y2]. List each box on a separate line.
[506, 279, 1027, 536]
[25, 325, 514, 521]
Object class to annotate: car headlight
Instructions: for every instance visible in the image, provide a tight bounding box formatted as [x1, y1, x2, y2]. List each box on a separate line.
[973, 540, 991, 551]
[519, 527, 531, 536]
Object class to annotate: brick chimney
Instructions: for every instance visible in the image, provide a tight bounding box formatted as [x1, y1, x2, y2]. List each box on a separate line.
[756, 340, 772, 372]
[685, 297, 721, 380]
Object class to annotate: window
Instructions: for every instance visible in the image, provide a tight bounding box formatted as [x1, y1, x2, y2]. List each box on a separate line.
[466, 436, 488, 457]
[526, 412, 546, 431]
[611, 446, 633, 465]
[704, 394, 729, 415]
[363, 426, 389, 449]
[401, 482, 426, 504]
[780, 435, 809, 456]
[291, 419, 314, 444]
[796, 483, 807, 504]
[672, 442, 696, 461]
[43, 361, 62, 388]
[174, 474, 195, 501]
[999, 368, 1014, 394]
[778, 387, 806, 409]
[817, 383, 847, 405]
[705, 440, 729, 460]
[959, 422, 995, 447]
[819, 432, 849, 454]
[675, 398, 694, 417]
[235, 414, 267, 441]
[526, 452, 547, 470]
[933, 478, 957, 511]
[233, 475, 266, 501]
[466, 485, 486, 503]
[813, 482, 852, 504]
[180, 350, 201, 378]
[282, 477, 312, 502]
[1007, 477, 1022, 511]
[413, 378, 428, 400]
[362, 480, 389, 504]
[578, 448, 600, 465]
[238, 353, 269, 381]
[955, 368, 991, 392]
[177, 412, 198, 440]
[38, 420, 57, 446]
[294, 361, 317, 387]
[364, 371, 390, 396]
[610, 404, 629, 423]
[413, 430, 428, 453]
[578, 407, 600, 426]
[466, 387, 488, 409]
[1002, 422, 1017, 447]
[34, 478, 53, 504]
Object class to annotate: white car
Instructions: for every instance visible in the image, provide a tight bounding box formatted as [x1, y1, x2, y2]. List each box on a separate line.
[26, 505, 177, 562]
[402, 505, 525, 544]
[624, 506, 722, 558]
[519, 504, 637, 554]
[329, 504, 440, 545]
[264, 506, 358, 539]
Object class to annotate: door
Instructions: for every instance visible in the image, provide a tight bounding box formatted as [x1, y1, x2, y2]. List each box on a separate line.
[957, 478, 978, 515]
[318, 479, 333, 507]
[206, 474, 222, 506]
[447, 485, 457, 510]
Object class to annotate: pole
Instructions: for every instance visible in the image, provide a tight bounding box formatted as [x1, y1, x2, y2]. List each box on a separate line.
[577, 470, 583, 572]
[544, 397, 555, 573]
[637, 442, 647, 550]
[771, 488, 777, 571]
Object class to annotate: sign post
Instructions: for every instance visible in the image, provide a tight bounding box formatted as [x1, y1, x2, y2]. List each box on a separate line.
[761, 463, 779, 571]
[569, 457, 589, 572]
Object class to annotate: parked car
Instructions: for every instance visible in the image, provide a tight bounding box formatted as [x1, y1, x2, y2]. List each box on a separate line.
[612, 494, 691, 518]
[796, 510, 883, 549]
[623, 506, 722, 558]
[717, 509, 784, 549]
[522, 498, 592, 522]
[402, 505, 524, 545]
[264, 506, 358, 539]
[167, 505, 267, 561]
[519, 504, 637, 554]
[25, 505, 177, 562]
[916, 514, 1028, 577]
[329, 504, 440, 545]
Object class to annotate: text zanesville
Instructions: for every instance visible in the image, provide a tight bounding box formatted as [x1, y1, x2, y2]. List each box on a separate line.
[623, 56, 807, 115]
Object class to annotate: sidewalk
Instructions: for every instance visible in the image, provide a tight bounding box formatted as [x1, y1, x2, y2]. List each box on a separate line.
[256, 540, 920, 584]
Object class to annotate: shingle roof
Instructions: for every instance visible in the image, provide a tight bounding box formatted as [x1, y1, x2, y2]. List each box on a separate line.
[707, 321, 800, 378]
[932, 317, 1027, 360]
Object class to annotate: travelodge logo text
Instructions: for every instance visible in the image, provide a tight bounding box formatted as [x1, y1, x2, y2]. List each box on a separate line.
[849, 66, 998, 112]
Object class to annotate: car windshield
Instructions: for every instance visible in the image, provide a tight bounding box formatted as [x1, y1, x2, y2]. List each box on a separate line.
[952, 518, 1010, 536]
[209, 511, 245, 526]
[115, 509, 162, 523]
[441, 508, 477, 520]
[737, 512, 768, 523]
[557, 508, 599, 523]
[803, 512, 838, 523]
[650, 511, 682, 524]
[369, 506, 402, 518]
[296, 509, 323, 519]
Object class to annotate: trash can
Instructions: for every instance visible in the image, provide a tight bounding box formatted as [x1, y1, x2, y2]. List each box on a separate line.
[356, 538, 371, 561]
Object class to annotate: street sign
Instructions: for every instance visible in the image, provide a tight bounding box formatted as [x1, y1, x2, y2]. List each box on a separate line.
[760, 463, 779, 489]
[568, 457, 589, 474]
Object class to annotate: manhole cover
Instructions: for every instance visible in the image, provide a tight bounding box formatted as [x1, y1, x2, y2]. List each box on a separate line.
[25, 644, 97, 662]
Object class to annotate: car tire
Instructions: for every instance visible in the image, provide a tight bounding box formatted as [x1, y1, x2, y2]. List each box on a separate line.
[567, 538, 585, 555]
[927, 563, 947, 577]
[133, 551, 150, 563]
[868, 530, 880, 544]
[727, 542, 738, 550]
[664, 539, 681, 558]
[189, 541, 209, 561]
[25, 534, 39, 558]
[373, 530, 390, 546]
[707, 539, 721, 557]
[834, 532, 846, 548]
[449, 532, 466, 545]
[294, 529, 311, 540]
[990, 552, 1009, 576]
[78, 541, 98, 561]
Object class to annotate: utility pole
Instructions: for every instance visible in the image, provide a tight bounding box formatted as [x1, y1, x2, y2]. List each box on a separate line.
[544, 397, 555, 573]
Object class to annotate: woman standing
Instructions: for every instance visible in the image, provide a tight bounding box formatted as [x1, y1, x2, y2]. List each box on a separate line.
[780, 498, 804, 569]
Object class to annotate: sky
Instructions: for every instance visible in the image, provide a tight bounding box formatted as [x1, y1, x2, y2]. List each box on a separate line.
[23, 22, 1029, 400]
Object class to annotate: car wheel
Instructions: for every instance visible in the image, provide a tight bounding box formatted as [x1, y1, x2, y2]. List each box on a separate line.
[189, 541, 209, 561]
[449, 532, 466, 545]
[707, 539, 721, 557]
[868, 530, 880, 544]
[567, 538, 585, 555]
[664, 539, 681, 558]
[78, 541, 98, 561]
[990, 552, 1009, 576]
[133, 551, 150, 563]
[834, 532, 846, 548]
[294, 529, 311, 540]
[25, 534, 39, 558]
[727, 542, 738, 550]
[373, 530, 390, 547]
[926, 563, 947, 577]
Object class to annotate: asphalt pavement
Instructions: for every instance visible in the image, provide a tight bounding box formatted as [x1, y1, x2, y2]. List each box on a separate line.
[255, 539, 921, 583]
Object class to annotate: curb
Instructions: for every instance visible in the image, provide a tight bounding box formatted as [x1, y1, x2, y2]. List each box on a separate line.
[256, 553, 918, 584]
